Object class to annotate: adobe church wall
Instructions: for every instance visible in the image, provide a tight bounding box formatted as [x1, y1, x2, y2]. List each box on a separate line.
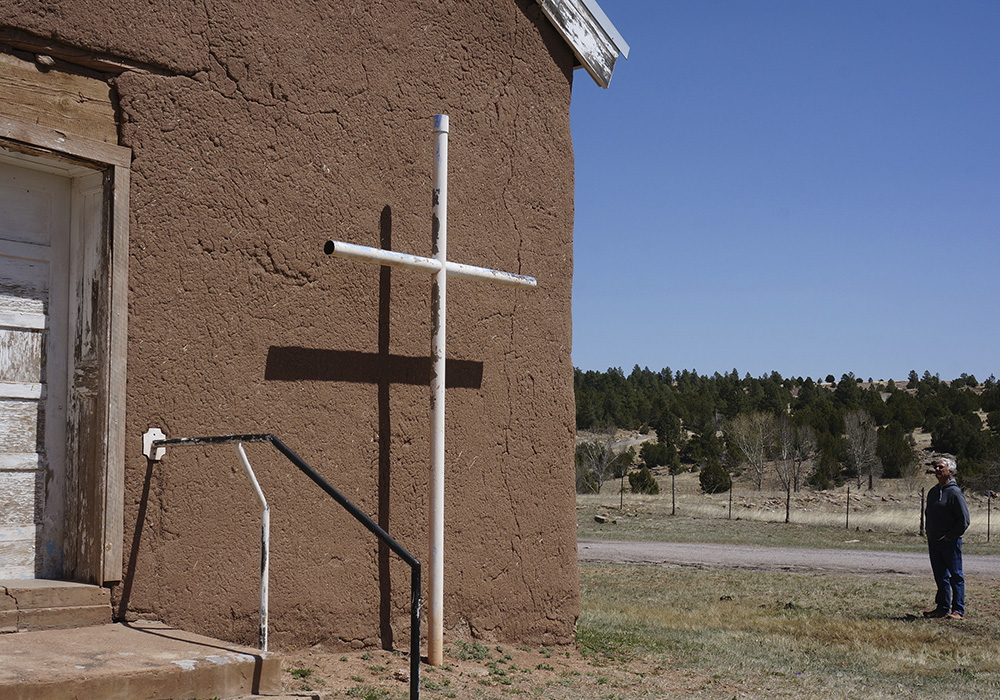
[2, 0, 579, 648]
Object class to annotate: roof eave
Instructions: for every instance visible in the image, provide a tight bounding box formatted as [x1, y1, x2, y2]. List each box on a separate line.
[537, 0, 629, 88]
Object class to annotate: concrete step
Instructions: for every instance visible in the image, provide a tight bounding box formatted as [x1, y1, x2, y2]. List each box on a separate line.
[0, 620, 281, 700]
[0, 579, 111, 632]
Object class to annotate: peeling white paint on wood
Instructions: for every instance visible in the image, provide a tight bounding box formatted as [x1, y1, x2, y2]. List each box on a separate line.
[0, 470, 44, 524]
[538, 0, 629, 88]
[0, 381, 44, 399]
[0, 255, 48, 315]
[70, 175, 104, 356]
[0, 524, 37, 579]
[0, 310, 45, 329]
[2, 76, 129, 584]
[0, 157, 69, 579]
[0, 523, 35, 541]
[0, 327, 43, 383]
[0, 400, 40, 452]
[0, 184, 55, 245]
[0, 453, 40, 470]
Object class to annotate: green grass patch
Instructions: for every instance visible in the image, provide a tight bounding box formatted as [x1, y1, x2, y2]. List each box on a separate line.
[448, 639, 493, 661]
[345, 685, 395, 699]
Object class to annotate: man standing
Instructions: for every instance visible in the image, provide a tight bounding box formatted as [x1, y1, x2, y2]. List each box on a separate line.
[923, 457, 970, 620]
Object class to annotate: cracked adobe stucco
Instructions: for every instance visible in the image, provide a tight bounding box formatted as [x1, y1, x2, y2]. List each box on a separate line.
[2, 0, 579, 650]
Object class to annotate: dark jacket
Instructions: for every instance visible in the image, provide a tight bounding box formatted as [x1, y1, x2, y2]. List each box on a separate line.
[926, 479, 970, 542]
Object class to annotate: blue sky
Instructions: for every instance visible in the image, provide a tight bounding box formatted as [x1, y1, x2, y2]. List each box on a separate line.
[569, 0, 999, 383]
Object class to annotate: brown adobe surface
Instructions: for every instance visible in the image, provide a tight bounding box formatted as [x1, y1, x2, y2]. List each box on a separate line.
[2, 0, 581, 650]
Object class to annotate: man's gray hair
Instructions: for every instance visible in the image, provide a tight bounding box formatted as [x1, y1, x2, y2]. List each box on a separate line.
[938, 457, 958, 475]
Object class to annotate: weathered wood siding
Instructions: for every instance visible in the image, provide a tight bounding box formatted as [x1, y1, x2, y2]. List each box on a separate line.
[0, 158, 69, 579]
[64, 169, 115, 583]
[1, 59, 129, 583]
[538, 0, 626, 87]
[0, 52, 117, 144]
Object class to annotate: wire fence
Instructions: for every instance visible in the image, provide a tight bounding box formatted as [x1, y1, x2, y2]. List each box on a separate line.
[599, 477, 997, 543]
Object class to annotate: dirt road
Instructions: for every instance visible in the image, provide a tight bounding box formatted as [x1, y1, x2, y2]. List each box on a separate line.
[578, 538, 1000, 578]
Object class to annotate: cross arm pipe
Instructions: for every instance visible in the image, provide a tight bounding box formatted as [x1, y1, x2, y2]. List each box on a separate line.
[324, 240, 536, 289]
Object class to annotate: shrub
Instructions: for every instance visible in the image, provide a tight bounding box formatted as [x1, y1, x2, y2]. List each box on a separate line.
[612, 446, 635, 478]
[699, 459, 731, 494]
[988, 410, 1000, 434]
[628, 466, 660, 494]
[640, 441, 670, 468]
[575, 462, 599, 494]
[808, 450, 842, 490]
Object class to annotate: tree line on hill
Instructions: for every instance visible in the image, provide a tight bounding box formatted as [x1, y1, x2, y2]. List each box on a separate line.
[575, 367, 1000, 496]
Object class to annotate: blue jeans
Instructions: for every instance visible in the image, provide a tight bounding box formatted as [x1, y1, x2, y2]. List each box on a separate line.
[928, 538, 964, 615]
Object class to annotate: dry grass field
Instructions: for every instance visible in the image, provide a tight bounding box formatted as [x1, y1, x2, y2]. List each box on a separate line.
[279, 563, 1000, 700]
[273, 459, 1000, 699]
[577, 470, 1000, 556]
[574, 562, 1000, 700]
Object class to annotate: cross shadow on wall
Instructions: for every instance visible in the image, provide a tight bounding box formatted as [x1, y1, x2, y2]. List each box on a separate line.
[263, 205, 483, 650]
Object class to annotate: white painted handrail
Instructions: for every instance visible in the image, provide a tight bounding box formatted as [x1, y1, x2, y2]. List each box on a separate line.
[236, 443, 270, 652]
[143, 430, 422, 698]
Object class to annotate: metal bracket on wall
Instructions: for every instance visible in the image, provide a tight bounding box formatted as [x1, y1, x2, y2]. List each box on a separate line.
[142, 427, 166, 461]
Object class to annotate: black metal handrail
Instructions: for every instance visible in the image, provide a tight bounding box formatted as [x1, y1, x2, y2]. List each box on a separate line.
[153, 433, 421, 700]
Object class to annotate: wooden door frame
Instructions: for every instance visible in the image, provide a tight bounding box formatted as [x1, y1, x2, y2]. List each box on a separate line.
[0, 117, 130, 584]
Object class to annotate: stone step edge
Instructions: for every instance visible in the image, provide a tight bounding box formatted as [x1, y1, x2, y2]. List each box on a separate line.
[0, 580, 112, 610]
[0, 603, 112, 633]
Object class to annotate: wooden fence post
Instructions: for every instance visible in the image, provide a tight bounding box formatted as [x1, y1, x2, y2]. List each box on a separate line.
[845, 485, 850, 530]
[988, 491, 993, 543]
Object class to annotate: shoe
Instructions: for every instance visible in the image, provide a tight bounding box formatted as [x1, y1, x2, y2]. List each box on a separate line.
[923, 609, 948, 618]
[945, 612, 964, 620]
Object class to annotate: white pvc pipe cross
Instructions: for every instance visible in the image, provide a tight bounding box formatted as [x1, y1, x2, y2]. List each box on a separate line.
[324, 114, 535, 666]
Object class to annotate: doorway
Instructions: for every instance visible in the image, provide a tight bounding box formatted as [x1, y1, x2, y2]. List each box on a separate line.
[0, 156, 70, 578]
[0, 51, 130, 586]
[0, 151, 111, 579]
[0, 134, 128, 584]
